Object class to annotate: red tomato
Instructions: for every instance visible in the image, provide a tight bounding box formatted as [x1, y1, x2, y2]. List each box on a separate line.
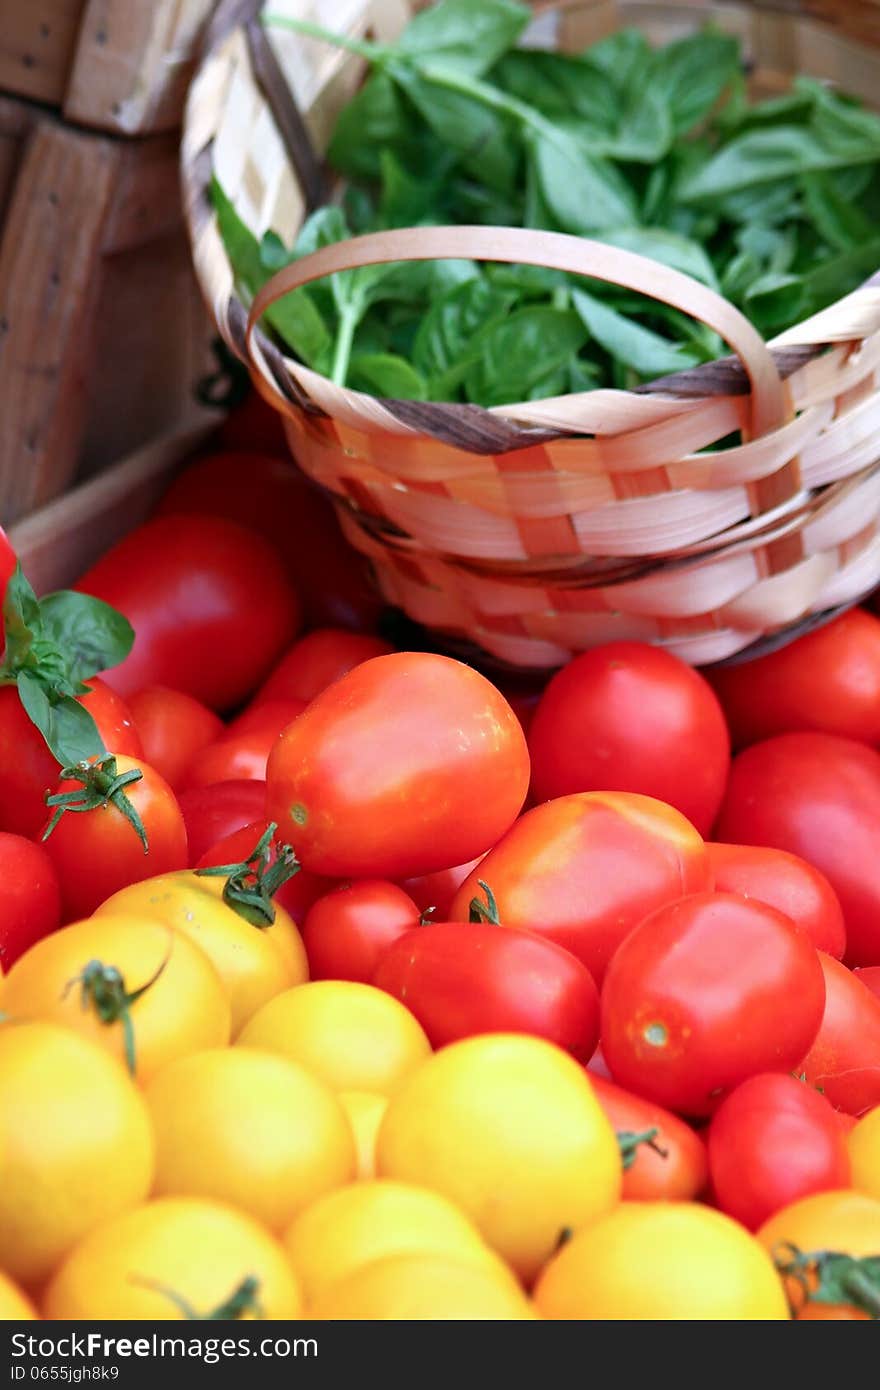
[588, 1073, 708, 1202]
[0, 679, 142, 838]
[374, 920, 600, 1060]
[227, 700, 307, 738]
[715, 732, 880, 968]
[800, 952, 880, 1115]
[854, 966, 880, 1002]
[266, 653, 529, 879]
[601, 892, 826, 1117]
[158, 452, 381, 632]
[40, 755, 188, 920]
[449, 792, 711, 985]
[709, 609, 880, 748]
[256, 628, 394, 706]
[707, 842, 846, 959]
[126, 687, 223, 791]
[195, 820, 331, 925]
[528, 643, 730, 835]
[399, 856, 485, 919]
[214, 391, 288, 454]
[184, 701, 307, 790]
[177, 781, 268, 866]
[302, 880, 419, 982]
[708, 1074, 851, 1231]
[0, 527, 15, 613]
[0, 833, 61, 970]
[75, 515, 301, 710]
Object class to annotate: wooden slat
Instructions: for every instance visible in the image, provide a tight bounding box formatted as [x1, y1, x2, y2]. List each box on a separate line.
[0, 0, 84, 107]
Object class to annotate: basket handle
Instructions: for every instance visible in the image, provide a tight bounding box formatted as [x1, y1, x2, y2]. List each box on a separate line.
[245, 224, 788, 437]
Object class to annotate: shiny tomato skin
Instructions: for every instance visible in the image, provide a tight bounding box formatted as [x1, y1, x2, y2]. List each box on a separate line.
[0, 679, 143, 838]
[800, 953, 880, 1116]
[266, 654, 530, 879]
[374, 923, 600, 1060]
[75, 515, 301, 710]
[709, 609, 880, 748]
[588, 1073, 708, 1201]
[185, 701, 309, 787]
[302, 881, 419, 983]
[450, 792, 711, 986]
[707, 842, 846, 959]
[40, 756, 188, 920]
[600, 892, 826, 1117]
[227, 700, 307, 738]
[0, 833, 61, 970]
[854, 966, 880, 1002]
[256, 629, 394, 706]
[529, 643, 730, 835]
[708, 1073, 851, 1231]
[126, 687, 224, 791]
[195, 820, 331, 926]
[715, 732, 880, 968]
[177, 781, 268, 866]
[399, 857, 485, 920]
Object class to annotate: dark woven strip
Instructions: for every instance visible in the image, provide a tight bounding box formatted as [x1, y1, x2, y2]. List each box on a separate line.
[245, 17, 327, 211]
[380, 398, 562, 454]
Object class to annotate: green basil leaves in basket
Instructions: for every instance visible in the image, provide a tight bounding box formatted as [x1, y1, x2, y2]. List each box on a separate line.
[212, 0, 880, 406]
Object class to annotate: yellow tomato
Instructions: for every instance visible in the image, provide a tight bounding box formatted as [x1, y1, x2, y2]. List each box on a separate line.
[758, 1189, 880, 1258]
[145, 1048, 355, 1231]
[0, 916, 230, 1082]
[0, 1021, 153, 1288]
[535, 1202, 788, 1320]
[848, 1108, 880, 1200]
[43, 1198, 301, 1320]
[376, 1034, 621, 1283]
[284, 1180, 507, 1306]
[96, 872, 308, 1034]
[338, 1090, 387, 1179]
[237, 981, 430, 1094]
[309, 1253, 535, 1320]
[0, 1270, 36, 1319]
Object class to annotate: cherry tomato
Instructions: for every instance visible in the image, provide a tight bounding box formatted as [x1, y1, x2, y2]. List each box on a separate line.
[588, 1074, 708, 1202]
[707, 1073, 850, 1231]
[709, 609, 880, 748]
[528, 643, 730, 835]
[126, 687, 223, 791]
[0, 679, 142, 838]
[75, 515, 301, 710]
[0, 833, 61, 970]
[195, 820, 332, 926]
[800, 952, 880, 1115]
[184, 701, 307, 790]
[707, 842, 846, 959]
[302, 881, 419, 983]
[601, 892, 826, 1116]
[266, 654, 529, 879]
[715, 732, 880, 968]
[854, 966, 880, 1002]
[158, 450, 381, 631]
[399, 856, 485, 920]
[256, 629, 394, 706]
[450, 792, 711, 985]
[374, 920, 600, 1060]
[177, 780, 267, 866]
[40, 756, 188, 920]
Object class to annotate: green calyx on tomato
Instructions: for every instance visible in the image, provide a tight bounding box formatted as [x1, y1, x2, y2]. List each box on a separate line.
[43, 754, 149, 852]
[62, 950, 170, 1076]
[616, 1127, 668, 1172]
[468, 879, 502, 925]
[130, 1274, 264, 1321]
[774, 1242, 880, 1319]
[195, 821, 300, 928]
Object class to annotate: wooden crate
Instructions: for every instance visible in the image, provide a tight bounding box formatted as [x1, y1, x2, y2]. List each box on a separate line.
[0, 92, 216, 526]
[0, 0, 216, 135]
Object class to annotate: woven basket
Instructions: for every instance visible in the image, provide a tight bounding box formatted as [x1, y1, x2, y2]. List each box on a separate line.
[182, 0, 880, 668]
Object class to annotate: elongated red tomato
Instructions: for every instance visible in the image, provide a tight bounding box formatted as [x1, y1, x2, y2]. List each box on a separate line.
[266, 654, 529, 879]
[177, 781, 268, 867]
[76, 515, 301, 710]
[529, 642, 729, 835]
[708, 1074, 851, 1231]
[707, 842, 846, 959]
[715, 732, 880, 968]
[800, 953, 880, 1116]
[195, 820, 332, 926]
[601, 892, 826, 1116]
[450, 792, 711, 985]
[302, 880, 418, 983]
[127, 687, 223, 791]
[0, 833, 61, 970]
[255, 629, 394, 706]
[184, 706, 305, 790]
[588, 1074, 708, 1202]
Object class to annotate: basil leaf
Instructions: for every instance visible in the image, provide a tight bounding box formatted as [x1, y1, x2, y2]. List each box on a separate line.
[801, 171, 874, 251]
[390, 63, 520, 194]
[572, 289, 699, 379]
[491, 49, 617, 126]
[0, 565, 42, 674]
[398, 0, 529, 78]
[587, 29, 653, 93]
[682, 124, 880, 203]
[328, 71, 419, 180]
[651, 31, 740, 134]
[39, 591, 134, 686]
[348, 353, 428, 400]
[528, 128, 637, 234]
[465, 306, 587, 407]
[17, 672, 105, 769]
[598, 227, 720, 289]
[413, 278, 515, 395]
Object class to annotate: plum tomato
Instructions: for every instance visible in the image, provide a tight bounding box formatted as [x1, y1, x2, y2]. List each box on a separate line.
[588, 1074, 708, 1202]
[0, 833, 61, 970]
[195, 820, 331, 926]
[126, 687, 223, 791]
[800, 952, 880, 1116]
[177, 781, 268, 867]
[255, 629, 394, 706]
[706, 842, 846, 959]
[302, 881, 419, 983]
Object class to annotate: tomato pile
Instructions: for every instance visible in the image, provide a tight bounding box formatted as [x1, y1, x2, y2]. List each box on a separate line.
[1, 398, 879, 1322]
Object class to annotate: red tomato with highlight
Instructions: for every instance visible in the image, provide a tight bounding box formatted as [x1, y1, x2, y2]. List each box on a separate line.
[0, 833, 61, 970]
[177, 781, 268, 866]
[709, 609, 880, 748]
[75, 515, 301, 710]
[185, 702, 307, 789]
[800, 952, 880, 1115]
[450, 792, 711, 985]
[708, 1074, 851, 1231]
[256, 628, 394, 706]
[601, 892, 826, 1117]
[0, 679, 142, 838]
[588, 1074, 708, 1202]
[266, 654, 529, 879]
[195, 820, 331, 926]
[854, 966, 880, 1002]
[707, 842, 846, 959]
[399, 856, 485, 920]
[126, 687, 223, 791]
[302, 881, 419, 982]
[528, 642, 730, 835]
[715, 732, 880, 967]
